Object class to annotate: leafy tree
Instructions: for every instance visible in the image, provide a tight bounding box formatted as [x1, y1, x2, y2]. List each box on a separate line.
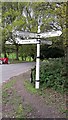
[2, 2, 26, 59]
[1, 2, 67, 61]
[65, 1, 68, 78]
[19, 44, 36, 61]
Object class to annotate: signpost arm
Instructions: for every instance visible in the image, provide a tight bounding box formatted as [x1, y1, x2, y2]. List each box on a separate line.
[35, 25, 40, 89]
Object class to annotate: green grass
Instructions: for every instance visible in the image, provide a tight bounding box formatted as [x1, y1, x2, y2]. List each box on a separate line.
[24, 81, 47, 97]
[3, 79, 16, 90]
[2, 79, 34, 118]
[24, 80, 38, 94]
[24, 80, 52, 99]
[24, 80, 66, 115]
[2, 79, 25, 118]
[2, 79, 16, 104]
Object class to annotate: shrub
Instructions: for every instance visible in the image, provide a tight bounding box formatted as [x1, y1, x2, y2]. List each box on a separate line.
[31, 58, 67, 93]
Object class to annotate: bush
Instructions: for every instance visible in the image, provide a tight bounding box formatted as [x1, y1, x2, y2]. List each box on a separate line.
[31, 58, 67, 93]
[40, 46, 64, 59]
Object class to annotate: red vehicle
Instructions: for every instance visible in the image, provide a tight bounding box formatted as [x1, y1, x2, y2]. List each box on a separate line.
[0, 57, 8, 64]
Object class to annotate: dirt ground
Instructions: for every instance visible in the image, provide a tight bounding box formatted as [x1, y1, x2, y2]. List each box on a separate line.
[2, 71, 67, 119]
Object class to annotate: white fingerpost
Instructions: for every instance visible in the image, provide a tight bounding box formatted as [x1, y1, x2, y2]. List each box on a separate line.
[35, 25, 41, 89]
[8, 17, 62, 90]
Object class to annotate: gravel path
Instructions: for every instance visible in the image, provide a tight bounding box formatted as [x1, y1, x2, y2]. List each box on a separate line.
[2, 71, 66, 118]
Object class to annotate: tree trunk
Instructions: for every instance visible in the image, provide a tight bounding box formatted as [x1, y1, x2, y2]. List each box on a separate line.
[16, 44, 19, 60]
[3, 43, 6, 57]
[22, 56, 24, 61]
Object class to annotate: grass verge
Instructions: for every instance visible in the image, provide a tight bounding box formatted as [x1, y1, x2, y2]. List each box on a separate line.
[24, 80, 38, 94]
[24, 80, 67, 115]
[2, 79, 33, 118]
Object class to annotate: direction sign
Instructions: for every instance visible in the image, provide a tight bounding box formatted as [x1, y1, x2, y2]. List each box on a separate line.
[13, 30, 62, 39]
[15, 38, 52, 45]
[6, 41, 13, 44]
[41, 40, 52, 45]
[6, 38, 52, 45]
[13, 31, 37, 38]
[15, 38, 40, 44]
[39, 30, 62, 38]
[6, 39, 13, 44]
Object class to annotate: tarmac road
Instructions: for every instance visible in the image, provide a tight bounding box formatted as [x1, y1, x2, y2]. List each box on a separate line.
[0, 62, 35, 83]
